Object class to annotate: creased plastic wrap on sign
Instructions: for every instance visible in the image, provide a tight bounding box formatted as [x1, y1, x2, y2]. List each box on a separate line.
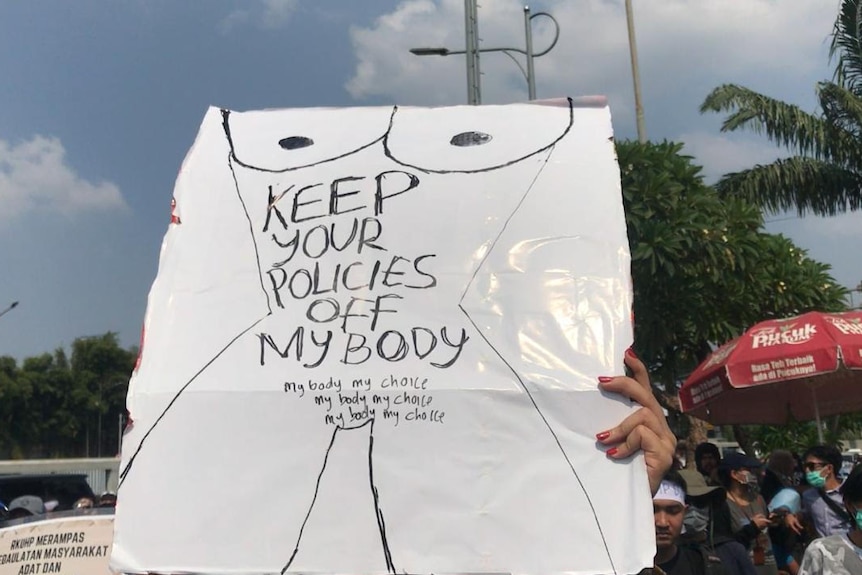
[111, 99, 654, 575]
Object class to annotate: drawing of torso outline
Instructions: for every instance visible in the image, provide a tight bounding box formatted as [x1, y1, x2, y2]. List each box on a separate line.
[115, 100, 622, 575]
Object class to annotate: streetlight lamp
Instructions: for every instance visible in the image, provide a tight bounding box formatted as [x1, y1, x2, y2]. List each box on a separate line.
[410, 5, 560, 104]
[0, 301, 18, 321]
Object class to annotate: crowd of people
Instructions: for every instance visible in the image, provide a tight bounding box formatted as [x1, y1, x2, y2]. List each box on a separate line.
[649, 442, 862, 575]
[0, 491, 116, 525]
[0, 352, 859, 575]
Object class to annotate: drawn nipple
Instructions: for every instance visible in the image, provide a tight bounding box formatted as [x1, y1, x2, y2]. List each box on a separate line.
[279, 136, 315, 150]
[450, 131, 492, 147]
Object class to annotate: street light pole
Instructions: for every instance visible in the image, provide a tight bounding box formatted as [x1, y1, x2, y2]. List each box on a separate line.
[524, 6, 536, 101]
[624, 0, 646, 143]
[464, 0, 481, 105]
[410, 6, 559, 103]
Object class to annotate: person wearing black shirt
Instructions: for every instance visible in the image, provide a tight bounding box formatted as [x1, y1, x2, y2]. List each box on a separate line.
[653, 470, 706, 575]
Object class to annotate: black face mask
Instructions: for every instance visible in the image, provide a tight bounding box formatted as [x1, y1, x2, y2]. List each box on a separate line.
[683, 505, 709, 535]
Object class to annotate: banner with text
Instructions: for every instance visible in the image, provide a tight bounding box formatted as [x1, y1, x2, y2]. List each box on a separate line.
[0, 515, 112, 575]
[112, 99, 653, 575]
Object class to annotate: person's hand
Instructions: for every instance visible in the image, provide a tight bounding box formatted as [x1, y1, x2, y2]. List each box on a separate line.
[784, 512, 804, 534]
[751, 513, 770, 530]
[596, 349, 676, 495]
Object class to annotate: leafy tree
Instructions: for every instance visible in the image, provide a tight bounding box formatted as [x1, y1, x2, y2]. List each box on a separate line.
[618, 140, 847, 453]
[745, 414, 862, 455]
[70, 333, 135, 458]
[700, 0, 862, 216]
[0, 355, 31, 458]
[0, 333, 135, 459]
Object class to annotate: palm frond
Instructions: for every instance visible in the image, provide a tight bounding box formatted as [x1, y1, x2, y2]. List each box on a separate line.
[701, 85, 833, 160]
[715, 156, 862, 216]
[831, 0, 862, 92]
[818, 81, 862, 135]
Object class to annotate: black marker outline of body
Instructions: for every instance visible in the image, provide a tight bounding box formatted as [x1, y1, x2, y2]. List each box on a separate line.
[280, 418, 393, 574]
[118, 98, 619, 574]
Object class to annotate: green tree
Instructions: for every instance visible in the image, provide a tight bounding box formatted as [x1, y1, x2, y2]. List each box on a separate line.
[0, 355, 31, 458]
[746, 414, 862, 455]
[0, 333, 135, 458]
[700, 0, 862, 216]
[17, 350, 80, 458]
[70, 333, 135, 458]
[618, 140, 847, 453]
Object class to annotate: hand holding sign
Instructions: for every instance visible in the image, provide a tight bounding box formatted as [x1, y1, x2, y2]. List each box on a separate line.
[597, 350, 676, 496]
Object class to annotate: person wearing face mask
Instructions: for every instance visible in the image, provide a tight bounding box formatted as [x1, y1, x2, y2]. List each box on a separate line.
[679, 469, 757, 575]
[797, 464, 862, 574]
[800, 445, 852, 539]
[719, 453, 779, 575]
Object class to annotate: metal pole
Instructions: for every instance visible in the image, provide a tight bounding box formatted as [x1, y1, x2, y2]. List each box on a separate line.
[624, 0, 646, 142]
[464, 0, 476, 104]
[813, 386, 824, 443]
[524, 6, 536, 100]
[97, 407, 102, 458]
[464, 0, 481, 104]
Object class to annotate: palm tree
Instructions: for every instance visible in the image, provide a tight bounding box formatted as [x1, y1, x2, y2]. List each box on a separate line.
[700, 0, 862, 216]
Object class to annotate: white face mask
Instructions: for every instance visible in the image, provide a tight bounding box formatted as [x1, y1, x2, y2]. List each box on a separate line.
[683, 505, 709, 535]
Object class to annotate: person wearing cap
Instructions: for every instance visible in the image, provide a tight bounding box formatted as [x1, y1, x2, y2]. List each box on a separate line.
[98, 492, 117, 508]
[680, 469, 756, 575]
[719, 453, 779, 575]
[797, 464, 862, 574]
[800, 445, 851, 538]
[7, 495, 46, 520]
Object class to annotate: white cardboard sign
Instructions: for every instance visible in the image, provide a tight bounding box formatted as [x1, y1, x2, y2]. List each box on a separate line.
[112, 99, 654, 575]
[0, 515, 113, 575]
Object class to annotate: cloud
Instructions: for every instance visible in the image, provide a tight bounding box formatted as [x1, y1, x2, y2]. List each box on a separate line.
[346, 0, 862, 277]
[220, 0, 298, 33]
[262, 0, 299, 27]
[798, 211, 862, 238]
[346, 0, 834, 115]
[677, 132, 784, 183]
[0, 135, 126, 225]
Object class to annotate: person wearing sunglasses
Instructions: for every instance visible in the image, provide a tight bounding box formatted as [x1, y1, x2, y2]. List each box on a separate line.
[798, 464, 862, 574]
[801, 445, 852, 538]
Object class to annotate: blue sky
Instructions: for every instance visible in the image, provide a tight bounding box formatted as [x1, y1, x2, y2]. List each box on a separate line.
[1, 0, 860, 360]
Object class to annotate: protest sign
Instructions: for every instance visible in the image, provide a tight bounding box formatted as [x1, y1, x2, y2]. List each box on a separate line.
[0, 514, 112, 575]
[112, 99, 654, 574]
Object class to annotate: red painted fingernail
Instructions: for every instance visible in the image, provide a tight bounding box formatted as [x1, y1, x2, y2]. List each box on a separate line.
[606, 447, 619, 457]
[626, 347, 638, 359]
[598, 376, 614, 383]
[596, 431, 611, 441]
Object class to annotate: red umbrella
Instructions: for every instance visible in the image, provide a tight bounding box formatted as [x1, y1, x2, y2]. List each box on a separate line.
[679, 310, 862, 441]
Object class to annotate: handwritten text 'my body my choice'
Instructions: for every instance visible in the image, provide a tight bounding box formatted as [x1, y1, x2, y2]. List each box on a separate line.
[258, 171, 469, 369]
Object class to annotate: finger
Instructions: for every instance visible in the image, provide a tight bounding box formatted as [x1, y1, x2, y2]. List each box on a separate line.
[598, 375, 661, 414]
[623, 350, 673, 432]
[624, 349, 649, 391]
[605, 420, 668, 462]
[597, 405, 665, 446]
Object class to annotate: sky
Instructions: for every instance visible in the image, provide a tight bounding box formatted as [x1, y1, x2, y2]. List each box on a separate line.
[1, 0, 860, 361]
